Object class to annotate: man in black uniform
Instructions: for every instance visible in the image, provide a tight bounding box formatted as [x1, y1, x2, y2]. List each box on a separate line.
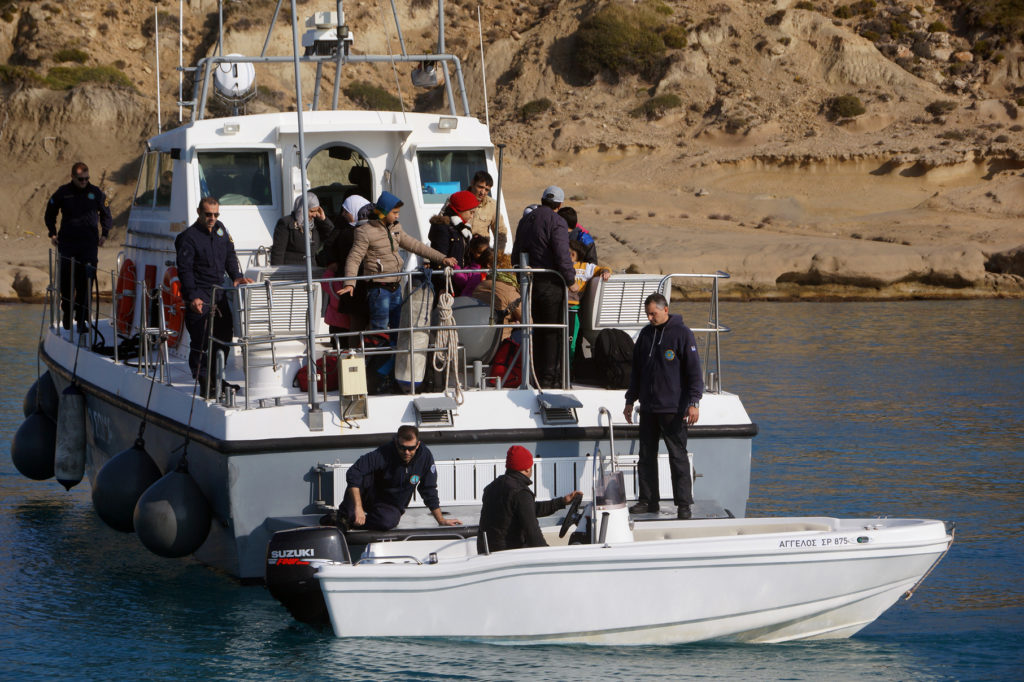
[174, 197, 252, 397]
[44, 162, 113, 331]
[477, 445, 581, 553]
[511, 186, 580, 388]
[624, 293, 704, 520]
[342, 425, 462, 531]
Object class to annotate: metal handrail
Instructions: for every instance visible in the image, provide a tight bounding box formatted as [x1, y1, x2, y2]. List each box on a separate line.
[656, 271, 731, 393]
[354, 554, 422, 566]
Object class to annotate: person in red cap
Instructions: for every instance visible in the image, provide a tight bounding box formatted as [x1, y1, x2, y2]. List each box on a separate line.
[476, 446, 581, 553]
[428, 190, 479, 270]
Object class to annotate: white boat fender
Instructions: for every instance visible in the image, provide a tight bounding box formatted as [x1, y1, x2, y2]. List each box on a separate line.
[133, 458, 212, 558]
[265, 526, 352, 626]
[54, 383, 87, 490]
[92, 438, 162, 533]
[23, 371, 59, 421]
[395, 272, 433, 390]
[10, 410, 57, 480]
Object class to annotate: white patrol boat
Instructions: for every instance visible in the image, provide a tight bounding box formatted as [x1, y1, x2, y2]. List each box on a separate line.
[12, 1, 756, 581]
[265, 458, 953, 644]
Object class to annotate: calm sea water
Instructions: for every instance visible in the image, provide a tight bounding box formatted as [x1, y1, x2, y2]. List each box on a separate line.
[2, 300, 1022, 680]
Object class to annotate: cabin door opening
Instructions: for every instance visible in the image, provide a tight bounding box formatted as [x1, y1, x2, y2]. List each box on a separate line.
[306, 145, 372, 227]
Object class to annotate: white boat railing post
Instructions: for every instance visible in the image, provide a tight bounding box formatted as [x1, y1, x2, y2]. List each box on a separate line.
[516, 257, 532, 389]
[289, 0, 323, 429]
[154, 7, 161, 134]
[47, 250, 56, 332]
[436, 0, 456, 115]
[488, 144, 505, 325]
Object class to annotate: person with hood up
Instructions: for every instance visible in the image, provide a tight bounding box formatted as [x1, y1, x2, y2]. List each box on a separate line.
[477, 445, 581, 553]
[623, 292, 703, 520]
[270, 192, 334, 265]
[338, 191, 457, 331]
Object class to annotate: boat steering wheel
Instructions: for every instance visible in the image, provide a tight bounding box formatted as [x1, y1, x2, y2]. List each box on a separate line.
[559, 493, 585, 538]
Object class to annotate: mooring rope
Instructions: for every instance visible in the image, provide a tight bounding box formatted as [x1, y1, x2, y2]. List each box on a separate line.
[432, 267, 464, 405]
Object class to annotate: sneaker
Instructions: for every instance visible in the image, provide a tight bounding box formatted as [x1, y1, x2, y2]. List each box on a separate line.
[677, 505, 692, 520]
[628, 501, 659, 514]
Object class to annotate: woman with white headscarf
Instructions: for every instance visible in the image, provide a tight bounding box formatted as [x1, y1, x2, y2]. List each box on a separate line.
[270, 192, 334, 265]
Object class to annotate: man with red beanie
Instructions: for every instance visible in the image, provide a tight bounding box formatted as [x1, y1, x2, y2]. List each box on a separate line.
[477, 446, 581, 553]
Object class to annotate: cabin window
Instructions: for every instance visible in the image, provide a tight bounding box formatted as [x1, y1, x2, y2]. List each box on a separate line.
[132, 151, 174, 209]
[417, 149, 487, 205]
[197, 151, 273, 205]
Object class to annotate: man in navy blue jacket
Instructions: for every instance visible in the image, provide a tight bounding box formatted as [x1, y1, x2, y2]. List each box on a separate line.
[342, 425, 463, 531]
[511, 186, 580, 388]
[175, 197, 252, 397]
[45, 161, 113, 331]
[623, 293, 704, 519]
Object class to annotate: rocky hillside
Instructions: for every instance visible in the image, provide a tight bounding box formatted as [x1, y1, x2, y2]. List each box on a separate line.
[1, 0, 1022, 300]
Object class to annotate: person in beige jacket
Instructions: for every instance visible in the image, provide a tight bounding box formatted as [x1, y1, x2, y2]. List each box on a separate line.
[339, 191, 456, 331]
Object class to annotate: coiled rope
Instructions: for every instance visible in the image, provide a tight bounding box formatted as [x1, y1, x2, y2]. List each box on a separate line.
[432, 267, 464, 405]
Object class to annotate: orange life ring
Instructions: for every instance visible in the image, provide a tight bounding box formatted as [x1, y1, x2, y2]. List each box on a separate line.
[115, 259, 136, 335]
[161, 267, 185, 348]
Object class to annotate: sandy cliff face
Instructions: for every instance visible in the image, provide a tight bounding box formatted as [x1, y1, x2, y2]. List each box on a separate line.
[1, 0, 1022, 300]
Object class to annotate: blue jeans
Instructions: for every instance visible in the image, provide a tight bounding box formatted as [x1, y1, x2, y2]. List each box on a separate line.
[366, 285, 403, 331]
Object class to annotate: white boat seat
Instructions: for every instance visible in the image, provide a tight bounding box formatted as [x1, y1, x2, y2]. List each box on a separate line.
[631, 521, 833, 542]
[577, 274, 666, 350]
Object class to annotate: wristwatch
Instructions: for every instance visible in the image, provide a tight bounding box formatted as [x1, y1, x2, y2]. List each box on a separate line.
[688, 402, 699, 408]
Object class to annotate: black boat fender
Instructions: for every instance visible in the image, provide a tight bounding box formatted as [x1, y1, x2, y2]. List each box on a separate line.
[92, 438, 162, 532]
[134, 457, 212, 558]
[11, 410, 57, 480]
[23, 371, 58, 420]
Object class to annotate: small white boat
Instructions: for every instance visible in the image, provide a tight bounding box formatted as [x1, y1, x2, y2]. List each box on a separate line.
[266, 468, 953, 645]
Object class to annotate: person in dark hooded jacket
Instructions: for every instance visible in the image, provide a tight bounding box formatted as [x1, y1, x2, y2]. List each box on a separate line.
[270, 192, 334, 265]
[623, 292, 703, 520]
[477, 446, 581, 553]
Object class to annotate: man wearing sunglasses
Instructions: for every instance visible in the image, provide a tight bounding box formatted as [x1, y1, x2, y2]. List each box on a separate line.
[175, 196, 253, 398]
[341, 425, 462, 531]
[44, 161, 112, 332]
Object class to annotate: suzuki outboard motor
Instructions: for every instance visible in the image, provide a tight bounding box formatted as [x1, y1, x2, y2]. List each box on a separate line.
[266, 526, 351, 626]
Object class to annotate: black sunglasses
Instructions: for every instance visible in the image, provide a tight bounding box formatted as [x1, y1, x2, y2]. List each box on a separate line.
[75, 175, 89, 181]
[397, 442, 419, 452]
[203, 212, 220, 217]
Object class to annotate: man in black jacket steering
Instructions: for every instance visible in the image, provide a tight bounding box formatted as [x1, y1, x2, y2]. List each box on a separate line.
[477, 446, 581, 553]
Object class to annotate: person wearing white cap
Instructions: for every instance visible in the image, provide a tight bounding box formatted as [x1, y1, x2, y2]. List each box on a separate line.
[511, 186, 581, 388]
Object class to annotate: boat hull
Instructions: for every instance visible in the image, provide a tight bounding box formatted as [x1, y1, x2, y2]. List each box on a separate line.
[41, 331, 756, 579]
[316, 518, 951, 644]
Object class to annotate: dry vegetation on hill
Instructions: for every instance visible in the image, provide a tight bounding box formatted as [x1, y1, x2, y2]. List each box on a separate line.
[1, 0, 1022, 299]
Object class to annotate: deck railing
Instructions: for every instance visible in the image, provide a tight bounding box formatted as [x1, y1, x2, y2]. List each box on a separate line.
[46, 254, 731, 412]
